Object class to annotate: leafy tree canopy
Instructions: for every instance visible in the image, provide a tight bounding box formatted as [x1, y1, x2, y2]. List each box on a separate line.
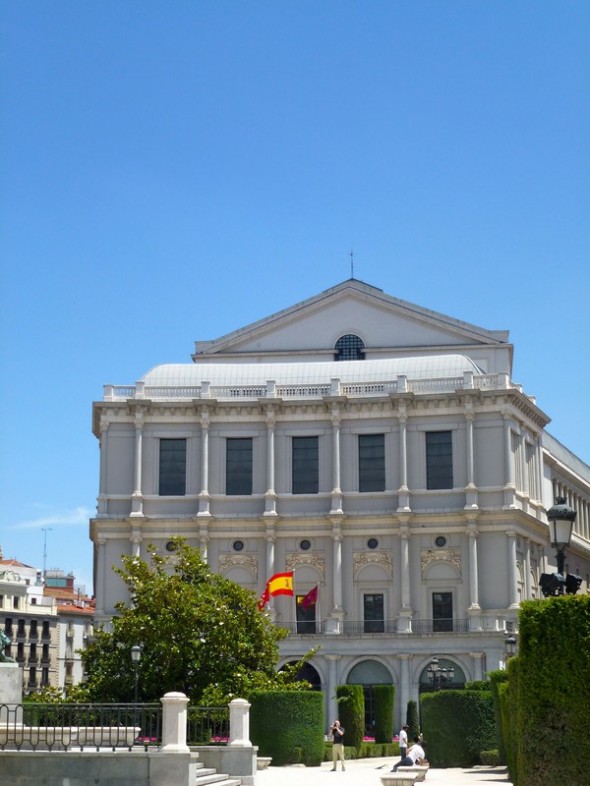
[81, 539, 313, 704]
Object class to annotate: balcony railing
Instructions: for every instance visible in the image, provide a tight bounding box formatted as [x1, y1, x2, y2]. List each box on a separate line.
[104, 372, 515, 402]
[277, 618, 470, 636]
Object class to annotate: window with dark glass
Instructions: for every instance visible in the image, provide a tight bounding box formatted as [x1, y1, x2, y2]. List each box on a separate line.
[335, 334, 365, 361]
[296, 594, 316, 634]
[359, 434, 385, 492]
[426, 431, 453, 489]
[432, 591, 453, 632]
[363, 593, 384, 633]
[30, 620, 38, 638]
[42, 621, 50, 639]
[226, 437, 253, 495]
[292, 436, 319, 494]
[29, 667, 37, 686]
[159, 438, 187, 496]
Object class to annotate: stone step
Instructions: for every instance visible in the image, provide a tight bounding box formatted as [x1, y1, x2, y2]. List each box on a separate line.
[195, 771, 241, 786]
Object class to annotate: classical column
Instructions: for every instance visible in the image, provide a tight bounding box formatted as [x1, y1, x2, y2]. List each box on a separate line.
[330, 407, 343, 515]
[507, 531, 519, 608]
[95, 538, 107, 621]
[397, 654, 410, 728]
[470, 652, 484, 681]
[265, 524, 276, 622]
[332, 523, 343, 612]
[503, 413, 516, 508]
[264, 409, 277, 516]
[97, 414, 110, 515]
[199, 521, 209, 563]
[197, 409, 211, 517]
[130, 413, 144, 517]
[397, 406, 411, 512]
[464, 403, 478, 509]
[397, 520, 412, 633]
[467, 520, 482, 631]
[130, 527, 141, 558]
[325, 655, 341, 723]
[524, 538, 532, 599]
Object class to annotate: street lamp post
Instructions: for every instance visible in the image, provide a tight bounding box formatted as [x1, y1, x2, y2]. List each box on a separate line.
[505, 635, 517, 660]
[540, 497, 581, 596]
[427, 656, 455, 690]
[131, 644, 142, 738]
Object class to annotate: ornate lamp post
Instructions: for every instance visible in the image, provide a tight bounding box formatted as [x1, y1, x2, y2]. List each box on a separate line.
[131, 644, 142, 736]
[427, 656, 455, 690]
[505, 635, 517, 660]
[540, 497, 581, 596]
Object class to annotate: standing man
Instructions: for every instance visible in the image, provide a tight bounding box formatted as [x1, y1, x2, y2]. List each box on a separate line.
[398, 724, 409, 763]
[329, 720, 346, 771]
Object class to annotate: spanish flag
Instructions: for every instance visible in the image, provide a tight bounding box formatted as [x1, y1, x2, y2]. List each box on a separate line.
[258, 571, 294, 609]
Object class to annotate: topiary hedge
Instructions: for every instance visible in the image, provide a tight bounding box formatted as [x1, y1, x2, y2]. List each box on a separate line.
[336, 684, 365, 748]
[250, 690, 324, 766]
[406, 699, 420, 740]
[420, 689, 496, 767]
[373, 684, 395, 743]
[514, 596, 590, 786]
[487, 669, 508, 763]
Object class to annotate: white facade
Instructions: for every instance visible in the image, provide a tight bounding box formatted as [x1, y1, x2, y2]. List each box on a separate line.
[90, 279, 590, 728]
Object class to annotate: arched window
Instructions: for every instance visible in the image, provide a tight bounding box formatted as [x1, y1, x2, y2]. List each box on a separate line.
[335, 334, 365, 361]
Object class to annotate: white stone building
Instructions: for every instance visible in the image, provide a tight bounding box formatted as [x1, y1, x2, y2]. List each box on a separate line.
[90, 279, 590, 728]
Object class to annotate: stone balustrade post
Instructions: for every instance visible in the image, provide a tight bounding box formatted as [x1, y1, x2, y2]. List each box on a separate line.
[228, 698, 252, 747]
[161, 692, 190, 752]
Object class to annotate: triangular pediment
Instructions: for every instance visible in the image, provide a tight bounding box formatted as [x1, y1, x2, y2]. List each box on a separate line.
[193, 279, 512, 374]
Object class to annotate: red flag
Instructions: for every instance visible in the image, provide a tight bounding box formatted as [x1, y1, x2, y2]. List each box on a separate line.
[301, 585, 318, 609]
[257, 585, 270, 611]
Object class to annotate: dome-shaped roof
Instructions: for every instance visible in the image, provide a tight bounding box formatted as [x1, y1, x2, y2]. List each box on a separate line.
[141, 354, 482, 387]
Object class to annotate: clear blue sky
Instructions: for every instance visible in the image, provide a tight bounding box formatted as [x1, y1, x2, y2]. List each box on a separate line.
[1, 1, 588, 594]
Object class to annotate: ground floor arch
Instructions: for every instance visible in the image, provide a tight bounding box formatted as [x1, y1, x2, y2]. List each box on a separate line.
[347, 658, 394, 736]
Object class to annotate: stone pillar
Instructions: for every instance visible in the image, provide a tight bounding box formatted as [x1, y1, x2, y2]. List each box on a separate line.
[264, 409, 277, 516]
[95, 538, 106, 618]
[507, 531, 519, 608]
[397, 408, 411, 512]
[161, 692, 189, 752]
[97, 414, 110, 515]
[131, 527, 141, 559]
[398, 654, 410, 728]
[467, 520, 482, 631]
[470, 652, 484, 681]
[524, 538, 532, 599]
[332, 523, 343, 612]
[325, 654, 341, 723]
[130, 413, 144, 516]
[464, 403, 478, 509]
[198, 410, 211, 517]
[199, 521, 209, 563]
[330, 408, 343, 515]
[397, 521, 412, 633]
[503, 413, 516, 509]
[229, 698, 252, 747]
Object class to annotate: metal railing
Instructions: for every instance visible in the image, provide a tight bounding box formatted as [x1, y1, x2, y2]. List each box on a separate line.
[411, 618, 469, 635]
[186, 706, 229, 745]
[276, 618, 471, 636]
[0, 703, 162, 752]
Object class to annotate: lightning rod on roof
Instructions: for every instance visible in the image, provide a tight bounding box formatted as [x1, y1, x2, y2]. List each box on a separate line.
[42, 527, 52, 579]
[350, 249, 354, 279]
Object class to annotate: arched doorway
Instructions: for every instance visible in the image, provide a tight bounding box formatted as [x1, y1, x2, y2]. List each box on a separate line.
[282, 660, 322, 691]
[347, 659, 393, 736]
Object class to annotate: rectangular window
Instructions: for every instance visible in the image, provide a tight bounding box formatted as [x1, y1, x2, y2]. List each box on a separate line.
[296, 594, 317, 634]
[30, 620, 38, 638]
[432, 591, 453, 632]
[359, 434, 385, 492]
[292, 436, 319, 494]
[363, 593, 384, 633]
[13, 596, 19, 609]
[42, 621, 50, 639]
[226, 438, 253, 495]
[426, 431, 453, 490]
[159, 438, 187, 496]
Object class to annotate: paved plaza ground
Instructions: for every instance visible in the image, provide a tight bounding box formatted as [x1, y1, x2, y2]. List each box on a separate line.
[256, 757, 513, 786]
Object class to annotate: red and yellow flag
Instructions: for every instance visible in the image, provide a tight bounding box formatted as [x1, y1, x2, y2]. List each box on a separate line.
[258, 571, 294, 610]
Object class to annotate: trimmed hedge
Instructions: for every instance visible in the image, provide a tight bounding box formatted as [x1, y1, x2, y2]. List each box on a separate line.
[323, 741, 399, 761]
[420, 690, 496, 767]
[373, 684, 395, 743]
[487, 669, 508, 763]
[406, 699, 420, 740]
[336, 684, 365, 748]
[249, 690, 324, 766]
[514, 596, 590, 786]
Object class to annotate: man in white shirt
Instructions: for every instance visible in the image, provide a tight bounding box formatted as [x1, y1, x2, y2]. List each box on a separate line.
[392, 736, 425, 771]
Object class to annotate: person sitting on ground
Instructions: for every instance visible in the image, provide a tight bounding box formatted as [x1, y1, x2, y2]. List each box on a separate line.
[392, 735, 426, 771]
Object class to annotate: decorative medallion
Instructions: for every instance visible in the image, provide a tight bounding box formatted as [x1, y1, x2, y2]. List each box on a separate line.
[353, 551, 392, 576]
[286, 552, 325, 576]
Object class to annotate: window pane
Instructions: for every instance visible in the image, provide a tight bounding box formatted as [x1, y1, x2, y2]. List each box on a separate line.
[426, 431, 453, 489]
[359, 434, 385, 492]
[334, 334, 365, 361]
[292, 436, 318, 494]
[296, 595, 316, 634]
[226, 438, 253, 495]
[433, 591, 453, 632]
[159, 438, 187, 496]
[364, 593, 384, 633]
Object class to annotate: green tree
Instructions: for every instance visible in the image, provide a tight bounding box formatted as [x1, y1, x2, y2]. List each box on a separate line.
[81, 539, 310, 703]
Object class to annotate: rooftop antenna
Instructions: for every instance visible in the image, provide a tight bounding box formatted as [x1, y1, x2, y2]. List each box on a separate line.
[42, 527, 52, 579]
[350, 249, 354, 279]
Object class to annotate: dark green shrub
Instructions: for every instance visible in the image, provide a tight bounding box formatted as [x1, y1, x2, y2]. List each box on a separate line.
[323, 741, 399, 761]
[336, 684, 364, 748]
[406, 699, 420, 740]
[420, 690, 495, 767]
[373, 684, 395, 743]
[464, 680, 490, 690]
[250, 690, 324, 766]
[480, 749, 500, 766]
[515, 596, 590, 786]
[487, 669, 508, 763]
